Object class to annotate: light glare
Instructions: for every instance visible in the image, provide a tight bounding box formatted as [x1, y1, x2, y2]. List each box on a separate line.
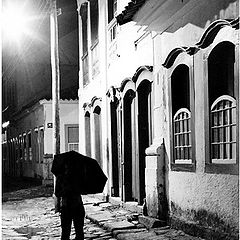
[2, 3, 30, 41]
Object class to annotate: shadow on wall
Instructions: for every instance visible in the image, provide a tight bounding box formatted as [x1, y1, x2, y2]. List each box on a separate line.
[170, 201, 239, 240]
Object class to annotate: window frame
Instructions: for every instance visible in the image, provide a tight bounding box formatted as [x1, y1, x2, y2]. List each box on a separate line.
[204, 39, 239, 175]
[65, 124, 79, 152]
[80, 2, 89, 87]
[210, 95, 237, 164]
[168, 54, 196, 172]
[90, 0, 99, 46]
[173, 108, 192, 164]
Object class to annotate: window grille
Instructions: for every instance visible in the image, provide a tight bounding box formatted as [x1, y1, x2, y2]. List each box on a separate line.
[210, 95, 236, 164]
[68, 143, 79, 152]
[66, 125, 79, 152]
[173, 108, 192, 164]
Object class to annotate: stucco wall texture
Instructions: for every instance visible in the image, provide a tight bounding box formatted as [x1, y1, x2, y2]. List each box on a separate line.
[169, 172, 239, 229]
[43, 100, 79, 154]
[151, 0, 239, 235]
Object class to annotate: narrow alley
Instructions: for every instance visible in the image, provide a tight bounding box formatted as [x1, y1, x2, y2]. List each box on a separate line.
[2, 1, 239, 239]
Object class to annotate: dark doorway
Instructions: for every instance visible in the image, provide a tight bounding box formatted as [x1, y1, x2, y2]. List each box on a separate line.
[93, 106, 102, 166]
[110, 101, 119, 197]
[137, 80, 151, 204]
[123, 90, 134, 201]
[84, 111, 91, 157]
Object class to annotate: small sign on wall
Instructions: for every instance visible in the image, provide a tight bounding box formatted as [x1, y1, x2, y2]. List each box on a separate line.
[47, 123, 53, 128]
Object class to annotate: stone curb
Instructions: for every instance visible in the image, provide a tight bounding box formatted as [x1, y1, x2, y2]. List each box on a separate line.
[84, 199, 206, 240]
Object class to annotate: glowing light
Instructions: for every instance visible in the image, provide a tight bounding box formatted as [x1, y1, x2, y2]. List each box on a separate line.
[2, 2, 32, 41]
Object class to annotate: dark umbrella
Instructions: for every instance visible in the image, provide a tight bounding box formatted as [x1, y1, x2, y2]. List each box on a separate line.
[51, 151, 108, 196]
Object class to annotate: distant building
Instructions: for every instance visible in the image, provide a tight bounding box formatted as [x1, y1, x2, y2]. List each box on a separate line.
[76, 0, 239, 239]
[2, 100, 79, 184]
[2, 0, 79, 182]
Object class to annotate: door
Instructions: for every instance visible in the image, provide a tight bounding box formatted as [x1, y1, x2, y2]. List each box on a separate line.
[84, 112, 91, 157]
[122, 90, 135, 201]
[137, 80, 152, 204]
[110, 101, 119, 197]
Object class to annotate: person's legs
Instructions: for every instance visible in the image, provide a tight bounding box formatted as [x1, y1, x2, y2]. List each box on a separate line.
[72, 204, 85, 240]
[61, 206, 72, 240]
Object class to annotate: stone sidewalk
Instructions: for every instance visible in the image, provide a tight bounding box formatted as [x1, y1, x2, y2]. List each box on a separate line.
[2, 184, 204, 240]
[84, 197, 204, 240]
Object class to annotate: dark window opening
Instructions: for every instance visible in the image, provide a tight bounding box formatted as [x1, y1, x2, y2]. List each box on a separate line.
[28, 133, 32, 148]
[90, 0, 99, 45]
[171, 64, 190, 116]
[208, 41, 235, 106]
[80, 3, 88, 55]
[208, 41, 237, 166]
[93, 105, 101, 115]
[171, 64, 192, 166]
[108, 0, 117, 23]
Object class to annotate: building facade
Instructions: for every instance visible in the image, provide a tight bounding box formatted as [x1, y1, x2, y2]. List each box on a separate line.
[2, 0, 79, 182]
[2, 100, 79, 183]
[76, 0, 239, 239]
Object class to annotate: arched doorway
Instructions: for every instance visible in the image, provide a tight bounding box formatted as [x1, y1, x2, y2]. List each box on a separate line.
[110, 99, 120, 197]
[137, 80, 152, 204]
[84, 111, 91, 157]
[93, 106, 102, 166]
[123, 89, 135, 201]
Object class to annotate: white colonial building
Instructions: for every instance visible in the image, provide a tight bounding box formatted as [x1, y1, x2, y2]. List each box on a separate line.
[76, 0, 239, 239]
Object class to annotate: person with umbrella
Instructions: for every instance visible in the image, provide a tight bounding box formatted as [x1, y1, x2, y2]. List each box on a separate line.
[51, 151, 107, 240]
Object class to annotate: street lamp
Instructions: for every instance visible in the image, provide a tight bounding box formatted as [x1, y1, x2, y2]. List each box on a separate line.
[1, 1, 36, 43]
[2, 0, 61, 188]
[2, 8, 27, 40]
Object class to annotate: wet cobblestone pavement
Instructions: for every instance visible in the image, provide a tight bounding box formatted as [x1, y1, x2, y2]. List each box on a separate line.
[2, 185, 204, 240]
[2, 195, 117, 240]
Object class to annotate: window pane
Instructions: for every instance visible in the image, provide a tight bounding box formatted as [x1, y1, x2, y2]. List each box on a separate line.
[68, 127, 79, 143]
[90, 0, 99, 44]
[210, 97, 236, 163]
[173, 109, 192, 163]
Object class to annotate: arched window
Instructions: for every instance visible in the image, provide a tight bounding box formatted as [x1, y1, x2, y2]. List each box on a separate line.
[173, 108, 192, 163]
[208, 41, 237, 165]
[171, 64, 193, 165]
[210, 96, 236, 163]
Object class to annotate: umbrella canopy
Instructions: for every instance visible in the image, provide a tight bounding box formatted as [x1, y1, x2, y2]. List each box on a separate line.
[51, 151, 108, 196]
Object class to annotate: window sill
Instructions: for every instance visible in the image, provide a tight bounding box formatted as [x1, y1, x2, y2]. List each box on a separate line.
[171, 163, 195, 172]
[205, 163, 238, 175]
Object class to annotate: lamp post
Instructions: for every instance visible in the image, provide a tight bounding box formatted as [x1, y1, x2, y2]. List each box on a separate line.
[50, 0, 61, 192]
[50, 0, 60, 156]
[2, 0, 61, 188]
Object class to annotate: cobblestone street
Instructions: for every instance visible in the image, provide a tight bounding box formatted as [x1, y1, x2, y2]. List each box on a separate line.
[2, 184, 204, 240]
[2, 188, 117, 240]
